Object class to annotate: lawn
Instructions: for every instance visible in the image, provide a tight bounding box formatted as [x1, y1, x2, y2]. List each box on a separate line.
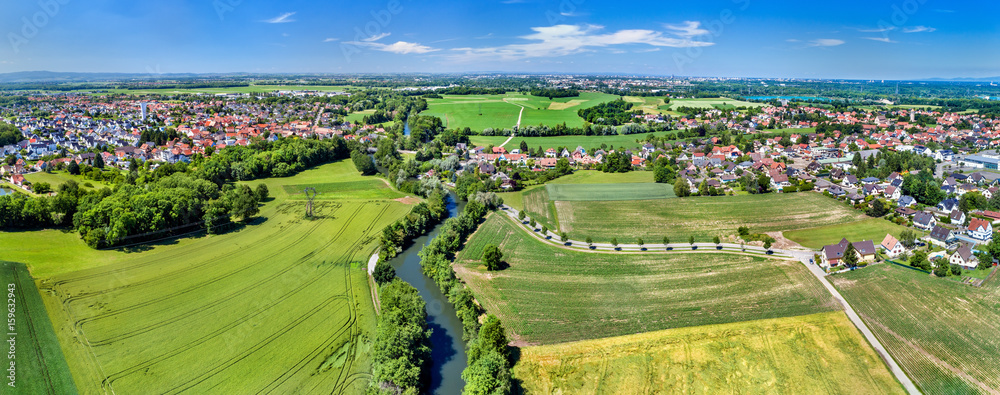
[7, 160, 414, 394]
[545, 183, 675, 201]
[512, 311, 903, 394]
[551, 192, 865, 242]
[547, 170, 654, 184]
[469, 131, 674, 151]
[454, 214, 838, 345]
[664, 97, 768, 111]
[832, 264, 1000, 394]
[2, 261, 78, 394]
[422, 91, 620, 131]
[784, 217, 920, 249]
[24, 170, 110, 191]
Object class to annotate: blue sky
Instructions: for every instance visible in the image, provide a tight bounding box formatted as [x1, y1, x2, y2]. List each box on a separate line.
[1, 0, 998, 79]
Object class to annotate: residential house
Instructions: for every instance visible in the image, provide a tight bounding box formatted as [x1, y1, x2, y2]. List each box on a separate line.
[898, 195, 916, 208]
[950, 209, 966, 225]
[821, 238, 877, 267]
[968, 218, 993, 241]
[938, 198, 960, 212]
[880, 234, 906, 257]
[929, 226, 954, 245]
[949, 243, 978, 269]
[913, 212, 937, 231]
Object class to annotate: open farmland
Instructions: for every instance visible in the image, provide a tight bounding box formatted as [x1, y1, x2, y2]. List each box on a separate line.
[545, 183, 675, 201]
[469, 131, 674, 151]
[663, 97, 767, 111]
[832, 264, 1000, 394]
[552, 193, 864, 242]
[548, 170, 655, 184]
[513, 311, 903, 394]
[2, 261, 78, 394]
[454, 214, 838, 345]
[785, 218, 920, 249]
[521, 187, 558, 232]
[27, 161, 412, 394]
[420, 91, 619, 130]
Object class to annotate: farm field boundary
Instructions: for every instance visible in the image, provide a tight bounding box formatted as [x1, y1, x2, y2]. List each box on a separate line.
[512, 311, 904, 394]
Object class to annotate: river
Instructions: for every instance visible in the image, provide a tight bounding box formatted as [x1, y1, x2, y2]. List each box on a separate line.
[385, 193, 467, 394]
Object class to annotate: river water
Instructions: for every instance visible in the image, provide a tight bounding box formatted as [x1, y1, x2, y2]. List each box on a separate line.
[0, 188, 12, 196]
[386, 193, 467, 394]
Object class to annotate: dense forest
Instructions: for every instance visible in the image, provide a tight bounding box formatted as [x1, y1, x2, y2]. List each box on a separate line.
[577, 99, 642, 126]
[0, 122, 23, 146]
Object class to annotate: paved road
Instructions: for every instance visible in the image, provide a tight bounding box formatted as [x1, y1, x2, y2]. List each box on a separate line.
[499, 204, 921, 395]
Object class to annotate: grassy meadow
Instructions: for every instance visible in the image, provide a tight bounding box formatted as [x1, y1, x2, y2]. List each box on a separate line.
[547, 170, 655, 184]
[421, 91, 619, 130]
[832, 264, 1000, 394]
[454, 214, 838, 345]
[2, 261, 79, 394]
[663, 97, 768, 111]
[545, 183, 675, 201]
[785, 218, 921, 249]
[513, 311, 903, 394]
[550, 193, 865, 242]
[8, 160, 414, 394]
[469, 131, 674, 151]
[24, 170, 111, 191]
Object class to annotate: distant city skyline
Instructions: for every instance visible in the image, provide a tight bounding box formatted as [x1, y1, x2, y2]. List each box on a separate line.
[1, 0, 998, 80]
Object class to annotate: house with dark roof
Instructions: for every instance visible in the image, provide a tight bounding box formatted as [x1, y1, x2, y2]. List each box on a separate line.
[950, 209, 966, 225]
[898, 195, 916, 208]
[821, 238, 877, 268]
[949, 243, 978, 269]
[938, 198, 960, 213]
[929, 226, 954, 245]
[913, 212, 936, 231]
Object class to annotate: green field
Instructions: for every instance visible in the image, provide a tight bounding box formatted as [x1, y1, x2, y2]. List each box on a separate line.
[1, 261, 78, 394]
[24, 170, 111, 191]
[832, 264, 1000, 394]
[281, 179, 407, 200]
[664, 97, 768, 111]
[421, 91, 619, 130]
[549, 193, 865, 242]
[548, 170, 654, 184]
[6, 161, 413, 394]
[545, 183, 675, 201]
[454, 214, 838, 345]
[469, 131, 674, 151]
[513, 311, 903, 394]
[785, 218, 920, 249]
[521, 187, 558, 232]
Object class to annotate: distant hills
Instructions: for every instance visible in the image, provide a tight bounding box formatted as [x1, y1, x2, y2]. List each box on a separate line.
[922, 76, 1000, 82]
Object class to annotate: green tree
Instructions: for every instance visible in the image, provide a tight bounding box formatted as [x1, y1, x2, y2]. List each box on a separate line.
[67, 160, 80, 175]
[517, 211, 525, 221]
[227, 184, 260, 221]
[32, 182, 51, 194]
[899, 229, 917, 248]
[842, 242, 859, 268]
[637, 237, 644, 248]
[689, 235, 695, 245]
[654, 165, 673, 183]
[663, 236, 670, 246]
[764, 240, 772, 251]
[350, 150, 376, 175]
[555, 157, 572, 175]
[674, 178, 690, 197]
[519, 140, 528, 153]
[867, 199, 888, 217]
[611, 237, 619, 248]
[482, 244, 503, 271]
[586, 236, 593, 247]
[373, 261, 396, 285]
[254, 183, 269, 201]
[560, 232, 569, 243]
[933, 261, 951, 277]
[713, 236, 721, 245]
[541, 225, 549, 236]
[529, 218, 536, 228]
[93, 154, 105, 169]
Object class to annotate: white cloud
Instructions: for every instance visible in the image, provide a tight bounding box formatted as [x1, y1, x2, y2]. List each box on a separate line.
[903, 26, 936, 33]
[362, 32, 391, 42]
[346, 41, 439, 54]
[263, 12, 296, 24]
[323, 38, 339, 42]
[451, 23, 714, 62]
[807, 39, 845, 47]
[858, 26, 895, 33]
[663, 21, 710, 38]
[863, 37, 897, 43]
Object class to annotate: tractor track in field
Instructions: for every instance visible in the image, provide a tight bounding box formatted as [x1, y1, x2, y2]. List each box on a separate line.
[71, 219, 328, 337]
[100, 203, 389, 393]
[46, 211, 285, 288]
[259, 206, 389, 394]
[12, 264, 58, 395]
[62, 219, 324, 308]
